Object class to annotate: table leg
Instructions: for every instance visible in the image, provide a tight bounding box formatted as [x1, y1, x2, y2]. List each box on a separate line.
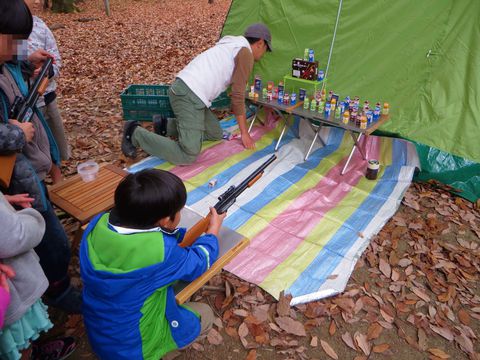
[304, 123, 325, 161]
[341, 132, 364, 175]
[247, 106, 259, 133]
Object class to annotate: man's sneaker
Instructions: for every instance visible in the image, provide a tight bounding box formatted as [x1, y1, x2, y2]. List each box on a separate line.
[45, 286, 82, 314]
[31, 336, 76, 360]
[121, 121, 140, 158]
[153, 114, 168, 136]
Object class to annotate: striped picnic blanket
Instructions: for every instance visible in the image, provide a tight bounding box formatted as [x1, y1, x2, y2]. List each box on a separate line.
[129, 116, 418, 305]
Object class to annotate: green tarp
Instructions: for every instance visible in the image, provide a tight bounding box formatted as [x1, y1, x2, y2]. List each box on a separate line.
[222, 0, 480, 202]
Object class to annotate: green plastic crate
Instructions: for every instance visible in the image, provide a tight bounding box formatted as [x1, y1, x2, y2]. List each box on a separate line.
[121, 85, 231, 121]
[120, 84, 174, 121]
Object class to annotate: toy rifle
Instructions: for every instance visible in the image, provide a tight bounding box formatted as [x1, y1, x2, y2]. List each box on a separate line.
[179, 154, 277, 248]
[0, 58, 53, 188]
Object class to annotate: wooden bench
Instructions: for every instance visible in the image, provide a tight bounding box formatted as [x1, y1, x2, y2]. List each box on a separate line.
[48, 164, 128, 248]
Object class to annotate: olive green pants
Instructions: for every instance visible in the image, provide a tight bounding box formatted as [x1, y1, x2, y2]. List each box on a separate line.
[132, 78, 223, 165]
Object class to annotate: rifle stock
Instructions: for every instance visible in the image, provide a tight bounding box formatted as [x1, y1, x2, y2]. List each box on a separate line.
[178, 154, 276, 248]
[0, 58, 53, 189]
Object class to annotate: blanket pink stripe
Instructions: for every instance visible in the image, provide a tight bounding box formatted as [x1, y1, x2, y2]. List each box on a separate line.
[170, 121, 276, 180]
[225, 135, 381, 283]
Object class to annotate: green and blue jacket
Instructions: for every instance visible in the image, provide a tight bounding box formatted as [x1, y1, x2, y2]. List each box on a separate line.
[80, 212, 219, 360]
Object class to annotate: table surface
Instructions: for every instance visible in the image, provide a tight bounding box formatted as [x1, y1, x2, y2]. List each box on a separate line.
[246, 93, 389, 135]
[48, 164, 127, 224]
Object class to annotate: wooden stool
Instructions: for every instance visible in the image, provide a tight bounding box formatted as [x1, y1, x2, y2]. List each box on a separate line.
[48, 164, 127, 249]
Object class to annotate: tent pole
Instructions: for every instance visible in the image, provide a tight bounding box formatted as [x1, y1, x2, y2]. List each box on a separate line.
[323, 0, 343, 93]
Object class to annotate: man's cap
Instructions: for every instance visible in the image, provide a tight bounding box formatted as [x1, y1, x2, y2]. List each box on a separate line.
[244, 23, 272, 52]
[0, 0, 33, 38]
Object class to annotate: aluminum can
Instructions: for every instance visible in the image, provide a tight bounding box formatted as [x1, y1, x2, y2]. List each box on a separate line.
[283, 92, 289, 105]
[267, 91, 273, 101]
[290, 92, 297, 106]
[278, 90, 284, 104]
[303, 97, 310, 110]
[254, 76, 262, 91]
[299, 88, 306, 101]
[317, 70, 325, 82]
[308, 49, 315, 62]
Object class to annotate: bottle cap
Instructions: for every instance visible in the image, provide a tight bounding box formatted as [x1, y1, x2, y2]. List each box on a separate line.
[368, 159, 380, 170]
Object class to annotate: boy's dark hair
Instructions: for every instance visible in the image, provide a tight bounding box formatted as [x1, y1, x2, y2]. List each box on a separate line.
[111, 169, 187, 229]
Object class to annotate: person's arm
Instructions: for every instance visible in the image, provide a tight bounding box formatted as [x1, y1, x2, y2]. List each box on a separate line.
[43, 23, 61, 78]
[0, 196, 46, 258]
[231, 47, 255, 149]
[0, 123, 27, 154]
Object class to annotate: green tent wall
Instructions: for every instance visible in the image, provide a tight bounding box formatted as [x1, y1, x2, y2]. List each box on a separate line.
[222, 0, 480, 202]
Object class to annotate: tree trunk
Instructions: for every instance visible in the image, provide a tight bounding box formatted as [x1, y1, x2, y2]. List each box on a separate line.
[51, 0, 76, 13]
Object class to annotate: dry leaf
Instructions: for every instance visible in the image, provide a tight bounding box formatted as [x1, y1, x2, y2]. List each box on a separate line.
[329, 320, 336, 336]
[245, 349, 257, 360]
[310, 336, 318, 347]
[429, 324, 454, 341]
[411, 287, 431, 302]
[238, 322, 249, 338]
[372, 343, 390, 353]
[379, 258, 392, 278]
[367, 322, 383, 340]
[274, 317, 306, 337]
[277, 291, 292, 317]
[207, 328, 223, 345]
[354, 332, 371, 356]
[320, 339, 339, 360]
[457, 309, 470, 325]
[428, 348, 450, 359]
[341, 332, 357, 351]
[418, 328, 428, 351]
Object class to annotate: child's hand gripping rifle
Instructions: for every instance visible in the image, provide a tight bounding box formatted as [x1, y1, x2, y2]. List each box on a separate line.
[0, 58, 53, 188]
[179, 154, 277, 248]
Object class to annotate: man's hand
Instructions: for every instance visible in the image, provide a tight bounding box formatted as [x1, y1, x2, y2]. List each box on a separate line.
[9, 119, 34, 143]
[28, 49, 54, 68]
[241, 132, 256, 150]
[206, 207, 227, 237]
[4, 193, 34, 208]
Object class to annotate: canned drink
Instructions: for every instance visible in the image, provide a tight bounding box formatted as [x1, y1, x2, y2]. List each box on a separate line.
[330, 98, 337, 111]
[254, 75, 262, 91]
[317, 70, 325, 82]
[339, 102, 346, 114]
[335, 105, 341, 118]
[267, 91, 273, 101]
[382, 102, 390, 115]
[342, 110, 350, 124]
[320, 88, 326, 101]
[283, 92, 289, 105]
[299, 88, 306, 101]
[324, 102, 331, 117]
[290, 92, 297, 106]
[360, 114, 367, 129]
[363, 100, 369, 112]
[278, 82, 284, 93]
[366, 110, 373, 124]
[308, 49, 315, 62]
[303, 97, 310, 110]
[278, 90, 284, 104]
[373, 107, 380, 121]
[304, 48, 309, 60]
[318, 99, 325, 112]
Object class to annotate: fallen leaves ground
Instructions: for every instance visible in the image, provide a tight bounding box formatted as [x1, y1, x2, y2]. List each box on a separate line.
[34, 1, 480, 359]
